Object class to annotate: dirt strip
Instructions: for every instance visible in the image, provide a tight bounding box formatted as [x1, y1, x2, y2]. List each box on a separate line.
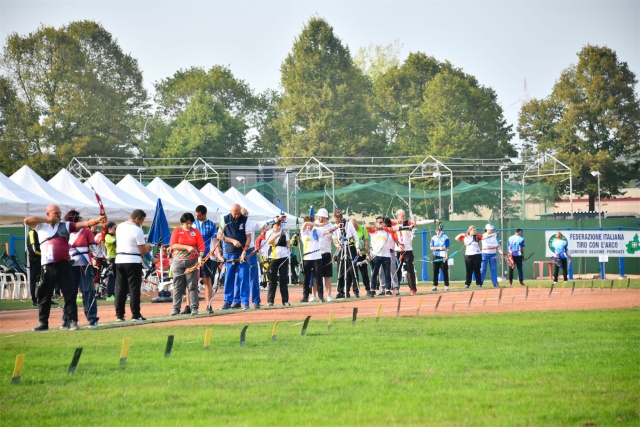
[1, 284, 638, 334]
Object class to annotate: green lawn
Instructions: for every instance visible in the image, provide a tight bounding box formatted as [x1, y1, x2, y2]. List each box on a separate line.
[1, 308, 639, 426]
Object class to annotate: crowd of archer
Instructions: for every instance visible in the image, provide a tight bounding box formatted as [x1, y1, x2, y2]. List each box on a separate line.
[24, 200, 572, 331]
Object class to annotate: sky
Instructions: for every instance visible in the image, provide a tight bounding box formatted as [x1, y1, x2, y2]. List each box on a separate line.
[1, 0, 638, 141]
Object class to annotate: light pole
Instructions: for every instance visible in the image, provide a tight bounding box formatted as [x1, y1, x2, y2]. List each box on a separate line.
[236, 176, 246, 195]
[499, 165, 508, 279]
[591, 171, 601, 228]
[284, 169, 291, 214]
[432, 172, 442, 219]
[137, 167, 146, 183]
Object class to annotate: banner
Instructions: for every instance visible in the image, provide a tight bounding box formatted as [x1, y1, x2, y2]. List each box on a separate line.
[544, 231, 640, 258]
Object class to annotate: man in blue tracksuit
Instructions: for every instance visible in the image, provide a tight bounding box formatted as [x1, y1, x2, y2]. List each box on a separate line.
[218, 204, 250, 310]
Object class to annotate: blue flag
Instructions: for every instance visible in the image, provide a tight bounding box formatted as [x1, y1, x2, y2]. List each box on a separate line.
[147, 198, 170, 246]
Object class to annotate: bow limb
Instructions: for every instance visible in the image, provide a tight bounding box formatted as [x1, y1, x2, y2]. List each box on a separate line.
[86, 182, 107, 239]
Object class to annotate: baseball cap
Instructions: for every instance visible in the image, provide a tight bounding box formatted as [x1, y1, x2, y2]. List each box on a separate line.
[317, 208, 329, 218]
[485, 223, 494, 231]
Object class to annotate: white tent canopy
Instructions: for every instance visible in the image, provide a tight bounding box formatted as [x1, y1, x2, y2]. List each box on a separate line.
[246, 189, 302, 227]
[49, 169, 134, 222]
[174, 180, 226, 222]
[146, 177, 203, 220]
[0, 171, 52, 220]
[224, 186, 275, 222]
[200, 183, 234, 211]
[11, 165, 96, 218]
[86, 172, 155, 220]
[116, 175, 184, 224]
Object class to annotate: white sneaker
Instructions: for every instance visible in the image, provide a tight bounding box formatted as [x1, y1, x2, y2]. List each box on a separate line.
[309, 295, 317, 302]
[69, 321, 79, 331]
[431, 286, 437, 292]
[327, 294, 333, 302]
[444, 286, 450, 291]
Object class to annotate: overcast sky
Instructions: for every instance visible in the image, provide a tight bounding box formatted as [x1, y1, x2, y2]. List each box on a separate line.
[1, 0, 638, 139]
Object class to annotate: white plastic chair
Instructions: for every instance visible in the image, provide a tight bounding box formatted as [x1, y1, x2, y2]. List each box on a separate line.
[0, 272, 15, 299]
[13, 273, 29, 299]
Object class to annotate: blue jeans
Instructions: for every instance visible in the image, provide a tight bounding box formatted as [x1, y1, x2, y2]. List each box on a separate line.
[64, 264, 98, 323]
[370, 256, 391, 291]
[480, 253, 498, 285]
[225, 254, 248, 305]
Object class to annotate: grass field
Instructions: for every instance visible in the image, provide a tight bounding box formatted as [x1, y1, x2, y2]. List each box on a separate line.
[1, 308, 639, 426]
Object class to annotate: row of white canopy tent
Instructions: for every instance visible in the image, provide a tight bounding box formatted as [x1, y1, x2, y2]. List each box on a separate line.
[1, 165, 300, 228]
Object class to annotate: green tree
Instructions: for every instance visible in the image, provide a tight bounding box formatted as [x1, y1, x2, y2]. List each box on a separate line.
[274, 17, 380, 162]
[353, 39, 403, 83]
[146, 66, 259, 176]
[409, 70, 514, 159]
[0, 76, 36, 175]
[371, 52, 443, 148]
[518, 45, 640, 211]
[161, 90, 247, 158]
[0, 21, 148, 177]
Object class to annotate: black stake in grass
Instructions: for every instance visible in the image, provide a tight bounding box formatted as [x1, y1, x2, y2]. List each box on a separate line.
[548, 283, 554, 298]
[396, 298, 401, 317]
[240, 325, 249, 347]
[571, 282, 575, 295]
[68, 347, 83, 374]
[352, 307, 358, 326]
[301, 315, 311, 336]
[525, 286, 529, 301]
[468, 291, 474, 308]
[164, 335, 174, 358]
[498, 288, 503, 305]
[434, 295, 442, 312]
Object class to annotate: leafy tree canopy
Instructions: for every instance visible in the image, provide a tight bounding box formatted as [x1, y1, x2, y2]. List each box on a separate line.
[518, 45, 640, 209]
[274, 17, 380, 162]
[0, 20, 148, 177]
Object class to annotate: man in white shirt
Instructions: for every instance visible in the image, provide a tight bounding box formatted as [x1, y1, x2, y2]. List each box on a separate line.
[115, 209, 152, 322]
[315, 208, 335, 301]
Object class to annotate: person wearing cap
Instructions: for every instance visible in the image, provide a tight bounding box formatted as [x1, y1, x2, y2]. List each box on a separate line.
[315, 208, 335, 301]
[430, 224, 450, 291]
[480, 223, 501, 287]
[507, 228, 525, 286]
[104, 221, 117, 301]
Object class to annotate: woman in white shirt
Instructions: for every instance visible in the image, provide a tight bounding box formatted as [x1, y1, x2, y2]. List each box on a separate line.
[456, 225, 487, 289]
[265, 221, 291, 306]
[299, 216, 324, 303]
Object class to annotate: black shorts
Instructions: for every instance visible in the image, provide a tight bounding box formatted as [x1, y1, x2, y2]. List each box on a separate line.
[321, 252, 333, 278]
[199, 258, 216, 278]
